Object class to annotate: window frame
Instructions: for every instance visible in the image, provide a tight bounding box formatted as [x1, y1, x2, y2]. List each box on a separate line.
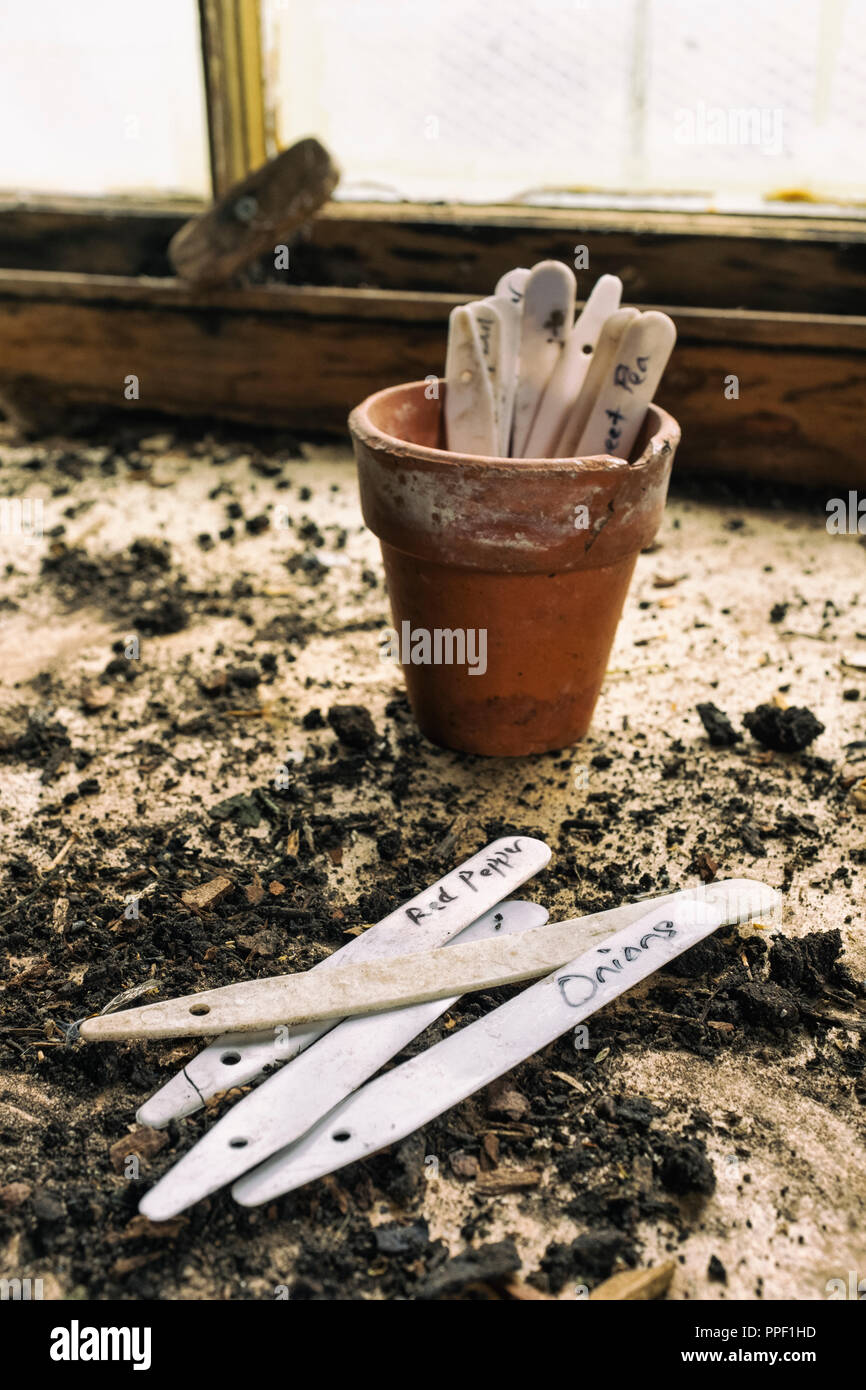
[0, 1, 864, 489]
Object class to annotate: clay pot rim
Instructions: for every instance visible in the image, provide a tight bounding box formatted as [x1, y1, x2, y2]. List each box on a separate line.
[349, 379, 679, 474]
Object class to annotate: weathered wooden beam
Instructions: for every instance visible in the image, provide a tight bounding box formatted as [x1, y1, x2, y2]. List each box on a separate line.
[0, 270, 862, 488]
[291, 202, 866, 317]
[1, 199, 865, 315]
[0, 198, 198, 278]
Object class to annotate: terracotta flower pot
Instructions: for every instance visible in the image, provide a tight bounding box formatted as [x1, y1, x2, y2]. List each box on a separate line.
[349, 380, 680, 757]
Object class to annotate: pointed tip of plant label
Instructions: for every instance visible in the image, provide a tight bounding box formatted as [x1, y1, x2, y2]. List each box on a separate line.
[137, 1076, 204, 1129]
[703, 877, 781, 925]
[138, 1187, 185, 1223]
[230, 1176, 261, 1207]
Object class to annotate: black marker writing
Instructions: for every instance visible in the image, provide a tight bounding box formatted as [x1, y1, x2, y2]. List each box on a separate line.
[404, 840, 525, 923]
[557, 920, 676, 1008]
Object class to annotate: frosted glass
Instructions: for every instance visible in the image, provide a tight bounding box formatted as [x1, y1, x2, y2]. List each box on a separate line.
[0, 0, 209, 198]
[265, 0, 866, 206]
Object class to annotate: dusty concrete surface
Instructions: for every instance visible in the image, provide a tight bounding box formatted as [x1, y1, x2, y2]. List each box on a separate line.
[0, 418, 863, 1301]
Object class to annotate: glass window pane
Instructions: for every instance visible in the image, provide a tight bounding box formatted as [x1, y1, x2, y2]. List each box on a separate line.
[265, 0, 866, 207]
[0, 0, 209, 198]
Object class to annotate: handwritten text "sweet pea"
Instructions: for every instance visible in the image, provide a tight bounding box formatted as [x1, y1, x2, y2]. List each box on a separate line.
[404, 840, 526, 925]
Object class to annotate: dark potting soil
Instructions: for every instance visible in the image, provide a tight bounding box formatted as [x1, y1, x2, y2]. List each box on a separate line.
[42, 538, 191, 636]
[743, 704, 826, 753]
[0, 419, 863, 1301]
[696, 702, 742, 748]
[327, 704, 378, 750]
[696, 700, 826, 755]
